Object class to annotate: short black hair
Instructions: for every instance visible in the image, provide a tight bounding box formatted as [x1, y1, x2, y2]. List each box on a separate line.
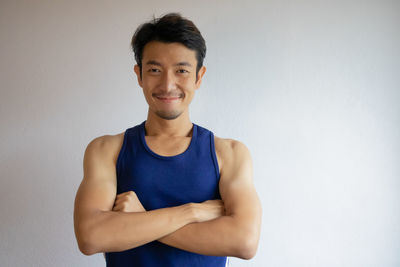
[131, 13, 206, 79]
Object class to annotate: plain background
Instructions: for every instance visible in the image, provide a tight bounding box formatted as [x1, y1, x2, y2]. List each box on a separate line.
[1, 0, 399, 266]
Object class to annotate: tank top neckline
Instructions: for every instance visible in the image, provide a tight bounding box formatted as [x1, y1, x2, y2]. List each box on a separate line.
[139, 120, 198, 160]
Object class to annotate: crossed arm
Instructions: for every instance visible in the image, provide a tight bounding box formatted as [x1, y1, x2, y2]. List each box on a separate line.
[74, 136, 262, 259]
[156, 141, 262, 259]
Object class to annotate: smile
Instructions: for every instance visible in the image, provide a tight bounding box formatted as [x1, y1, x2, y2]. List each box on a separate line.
[155, 96, 181, 103]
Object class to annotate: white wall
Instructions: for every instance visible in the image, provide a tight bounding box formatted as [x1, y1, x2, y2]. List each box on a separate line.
[1, 1, 399, 266]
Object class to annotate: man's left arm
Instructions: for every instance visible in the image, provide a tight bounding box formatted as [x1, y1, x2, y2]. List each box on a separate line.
[158, 140, 262, 259]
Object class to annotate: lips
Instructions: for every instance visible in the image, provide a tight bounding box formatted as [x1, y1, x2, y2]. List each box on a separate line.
[156, 97, 180, 100]
[155, 96, 181, 103]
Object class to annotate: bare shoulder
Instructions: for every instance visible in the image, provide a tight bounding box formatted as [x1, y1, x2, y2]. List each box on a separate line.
[77, 131, 125, 212]
[214, 135, 251, 159]
[75, 131, 126, 236]
[213, 135, 252, 175]
[84, 131, 125, 165]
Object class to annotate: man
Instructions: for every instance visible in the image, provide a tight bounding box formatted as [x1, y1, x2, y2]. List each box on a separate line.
[73, 13, 262, 267]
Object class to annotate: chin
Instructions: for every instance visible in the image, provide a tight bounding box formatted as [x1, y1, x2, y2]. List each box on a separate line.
[155, 110, 183, 120]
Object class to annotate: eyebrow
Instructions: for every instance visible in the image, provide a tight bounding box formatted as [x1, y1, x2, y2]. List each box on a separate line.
[145, 60, 192, 67]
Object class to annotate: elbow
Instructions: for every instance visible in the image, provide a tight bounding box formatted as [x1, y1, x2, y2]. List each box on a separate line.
[76, 227, 99, 256]
[238, 242, 257, 260]
[78, 240, 96, 256]
[239, 245, 257, 260]
[74, 209, 109, 256]
[237, 232, 259, 260]
[78, 238, 99, 256]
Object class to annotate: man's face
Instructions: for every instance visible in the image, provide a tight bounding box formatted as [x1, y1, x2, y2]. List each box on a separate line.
[134, 41, 206, 121]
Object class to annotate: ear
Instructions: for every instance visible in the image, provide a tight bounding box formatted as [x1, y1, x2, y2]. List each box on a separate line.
[195, 66, 206, 90]
[134, 64, 143, 88]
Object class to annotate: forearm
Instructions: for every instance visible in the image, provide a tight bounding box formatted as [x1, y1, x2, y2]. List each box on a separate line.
[81, 205, 193, 255]
[157, 215, 252, 258]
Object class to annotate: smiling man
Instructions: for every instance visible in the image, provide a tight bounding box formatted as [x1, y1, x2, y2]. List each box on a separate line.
[73, 13, 262, 267]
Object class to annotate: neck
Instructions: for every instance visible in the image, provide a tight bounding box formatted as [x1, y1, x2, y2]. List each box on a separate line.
[144, 109, 193, 138]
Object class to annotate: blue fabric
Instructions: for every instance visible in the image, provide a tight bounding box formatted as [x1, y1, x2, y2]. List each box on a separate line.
[105, 120, 227, 267]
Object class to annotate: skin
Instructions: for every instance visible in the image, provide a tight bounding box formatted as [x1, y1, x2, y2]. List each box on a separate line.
[73, 41, 262, 259]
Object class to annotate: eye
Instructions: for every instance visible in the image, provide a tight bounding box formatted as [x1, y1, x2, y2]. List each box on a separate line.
[148, 68, 160, 73]
[177, 69, 189, 73]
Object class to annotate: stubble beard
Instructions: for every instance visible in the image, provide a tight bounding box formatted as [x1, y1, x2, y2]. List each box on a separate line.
[155, 109, 182, 120]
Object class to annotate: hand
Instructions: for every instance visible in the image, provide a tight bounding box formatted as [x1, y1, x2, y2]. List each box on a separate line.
[191, 199, 225, 223]
[112, 191, 146, 212]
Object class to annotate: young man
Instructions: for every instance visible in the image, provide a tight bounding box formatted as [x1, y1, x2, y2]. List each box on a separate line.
[73, 13, 262, 267]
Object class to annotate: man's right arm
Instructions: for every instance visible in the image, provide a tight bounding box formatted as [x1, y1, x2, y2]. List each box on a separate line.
[73, 136, 197, 255]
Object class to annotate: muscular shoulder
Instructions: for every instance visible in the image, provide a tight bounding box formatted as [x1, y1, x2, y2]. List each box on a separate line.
[85, 132, 125, 165]
[214, 136, 251, 176]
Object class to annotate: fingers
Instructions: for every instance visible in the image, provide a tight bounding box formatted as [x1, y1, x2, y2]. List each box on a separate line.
[112, 191, 146, 213]
[115, 191, 135, 199]
[114, 191, 135, 205]
[112, 203, 121, 211]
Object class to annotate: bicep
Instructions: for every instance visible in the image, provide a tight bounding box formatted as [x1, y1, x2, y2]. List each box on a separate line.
[219, 141, 261, 222]
[74, 137, 117, 231]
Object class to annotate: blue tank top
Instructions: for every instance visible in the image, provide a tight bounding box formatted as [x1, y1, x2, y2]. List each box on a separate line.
[105, 120, 228, 267]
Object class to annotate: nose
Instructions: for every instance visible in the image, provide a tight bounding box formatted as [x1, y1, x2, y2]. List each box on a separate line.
[159, 70, 177, 93]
